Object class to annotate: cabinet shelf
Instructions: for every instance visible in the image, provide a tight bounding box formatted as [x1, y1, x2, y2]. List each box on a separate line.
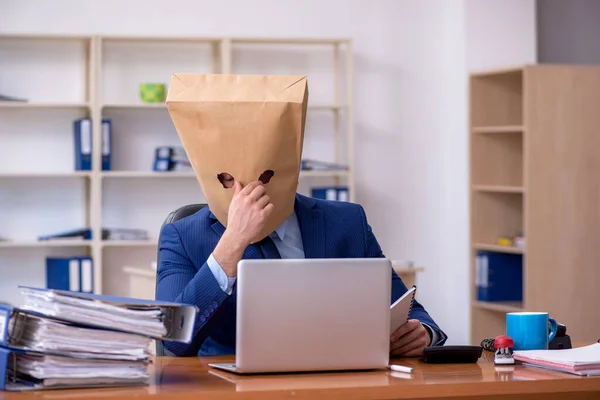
[472, 243, 524, 254]
[102, 240, 157, 248]
[101, 103, 347, 111]
[0, 34, 355, 305]
[0, 240, 92, 248]
[472, 301, 523, 313]
[472, 185, 524, 194]
[101, 170, 349, 179]
[472, 125, 523, 134]
[0, 102, 90, 109]
[0, 172, 92, 178]
[101, 171, 195, 178]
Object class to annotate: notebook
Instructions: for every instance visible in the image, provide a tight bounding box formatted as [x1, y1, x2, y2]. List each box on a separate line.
[513, 342, 600, 376]
[390, 286, 416, 335]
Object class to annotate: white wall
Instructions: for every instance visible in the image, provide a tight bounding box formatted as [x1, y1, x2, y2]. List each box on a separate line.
[0, 0, 536, 344]
[466, 0, 537, 71]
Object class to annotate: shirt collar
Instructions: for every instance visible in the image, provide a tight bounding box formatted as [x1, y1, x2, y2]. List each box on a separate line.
[271, 211, 295, 242]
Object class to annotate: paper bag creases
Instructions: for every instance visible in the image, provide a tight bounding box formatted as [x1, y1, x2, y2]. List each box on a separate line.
[167, 74, 308, 243]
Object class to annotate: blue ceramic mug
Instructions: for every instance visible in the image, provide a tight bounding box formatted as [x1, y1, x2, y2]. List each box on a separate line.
[506, 312, 558, 350]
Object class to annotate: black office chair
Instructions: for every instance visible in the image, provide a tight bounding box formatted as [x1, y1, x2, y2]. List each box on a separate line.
[155, 203, 207, 356]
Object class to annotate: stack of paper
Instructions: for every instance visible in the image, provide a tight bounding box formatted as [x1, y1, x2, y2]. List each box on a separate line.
[1, 287, 197, 392]
[8, 313, 151, 360]
[20, 287, 166, 337]
[513, 343, 600, 376]
[7, 353, 149, 390]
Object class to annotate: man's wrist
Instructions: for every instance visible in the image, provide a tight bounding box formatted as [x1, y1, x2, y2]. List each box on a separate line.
[422, 323, 433, 347]
[213, 230, 247, 277]
[220, 230, 248, 254]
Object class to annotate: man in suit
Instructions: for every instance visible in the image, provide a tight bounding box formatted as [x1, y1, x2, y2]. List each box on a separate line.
[157, 181, 447, 357]
[158, 73, 447, 357]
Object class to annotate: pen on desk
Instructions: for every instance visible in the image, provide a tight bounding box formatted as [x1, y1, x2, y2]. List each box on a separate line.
[387, 364, 414, 374]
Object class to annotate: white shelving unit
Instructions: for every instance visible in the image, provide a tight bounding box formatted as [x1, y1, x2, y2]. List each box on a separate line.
[0, 34, 354, 303]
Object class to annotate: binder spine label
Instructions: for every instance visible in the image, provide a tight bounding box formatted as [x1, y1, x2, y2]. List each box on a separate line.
[102, 122, 110, 156]
[81, 259, 93, 293]
[69, 259, 80, 292]
[480, 255, 489, 288]
[0, 309, 7, 343]
[81, 119, 91, 155]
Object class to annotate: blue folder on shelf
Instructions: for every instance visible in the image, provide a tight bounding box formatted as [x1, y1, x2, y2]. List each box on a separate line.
[475, 251, 523, 302]
[312, 186, 349, 202]
[74, 118, 92, 171]
[37, 228, 92, 241]
[102, 119, 112, 171]
[46, 257, 94, 294]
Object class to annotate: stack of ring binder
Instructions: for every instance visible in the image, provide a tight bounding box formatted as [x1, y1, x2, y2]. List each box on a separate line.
[0, 287, 197, 392]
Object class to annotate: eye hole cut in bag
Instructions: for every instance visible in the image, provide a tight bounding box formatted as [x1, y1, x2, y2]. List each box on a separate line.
[258, 170, 274, 184]
[217, 172, 235, 189]
[217, 170, 274, 188]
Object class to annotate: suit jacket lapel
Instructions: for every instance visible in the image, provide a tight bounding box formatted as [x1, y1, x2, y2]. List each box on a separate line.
[294, 194, 325, 259]
[209, 212, 263, 260]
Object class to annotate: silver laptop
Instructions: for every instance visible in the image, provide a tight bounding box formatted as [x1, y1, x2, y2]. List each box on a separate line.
[209, 258, 392, 374]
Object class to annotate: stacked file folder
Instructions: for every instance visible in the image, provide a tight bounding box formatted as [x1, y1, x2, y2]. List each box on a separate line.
[0, 287, 197, 391]
[514, 343, 600, 376]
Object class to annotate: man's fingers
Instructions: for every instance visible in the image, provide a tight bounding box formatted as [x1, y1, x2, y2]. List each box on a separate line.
[391, 320, 420, 342]
[247, 184, 267, 202]
[391, 333, 428, 357]
[238, 181, 262, 196]
[262, 203, 275, 216]
[403, 346, 426, 357]
[255, 194, 271, 209]
[390, 324, 423, 352]
[234, 180, 243, 194]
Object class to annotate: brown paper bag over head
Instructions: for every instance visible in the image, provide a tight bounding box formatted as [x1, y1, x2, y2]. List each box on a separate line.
[166, 74, 309, 243]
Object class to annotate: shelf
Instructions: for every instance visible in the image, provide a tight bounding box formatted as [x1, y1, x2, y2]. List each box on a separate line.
[472, 130, 523, 187]
[473, 243, 524, 254]
[0, 240, 92, 248]
[470, 66, 524, 78]
[300, 170, 349, 178]
[102, 240, 157, 248]
[0, 102, 90, 109]
[472, 125, 523, 134]
[101, 170, 349, 179]
[101, 103, 346, 111]
[472, 301, 523, 313]
[392, 266, 425, 274]
[473, 185, 524, 194]
[0, 172, 92, 178]
[101, 171, 195, 178]
[102, 103, 167, 109]
[231, 37, 349, 45]
[308, 105, 348, 111]
[470, 70, 522, 127]
[101, 35, 219, 43]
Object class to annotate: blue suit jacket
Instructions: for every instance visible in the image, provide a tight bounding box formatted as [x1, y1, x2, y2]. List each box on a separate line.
[157, 193, 446, 356]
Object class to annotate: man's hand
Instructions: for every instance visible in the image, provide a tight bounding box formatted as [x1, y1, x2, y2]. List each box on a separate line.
[390, 319, 431, 357]
[212, 180, 274, 277]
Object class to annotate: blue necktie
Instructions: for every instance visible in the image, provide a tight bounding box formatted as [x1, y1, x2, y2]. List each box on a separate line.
[258, 236, 281, 259]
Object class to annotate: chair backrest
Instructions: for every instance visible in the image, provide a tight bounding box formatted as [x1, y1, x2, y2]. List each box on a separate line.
[155, 204, 207, 356]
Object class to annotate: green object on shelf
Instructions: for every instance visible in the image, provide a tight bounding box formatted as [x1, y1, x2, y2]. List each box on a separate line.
[139, 83, 166, 103]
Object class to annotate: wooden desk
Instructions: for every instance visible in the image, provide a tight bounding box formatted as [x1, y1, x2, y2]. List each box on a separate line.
[3, 351, 600, 400]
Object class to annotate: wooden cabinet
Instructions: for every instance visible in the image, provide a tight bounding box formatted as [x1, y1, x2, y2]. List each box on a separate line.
[470, 65, 600, 344]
